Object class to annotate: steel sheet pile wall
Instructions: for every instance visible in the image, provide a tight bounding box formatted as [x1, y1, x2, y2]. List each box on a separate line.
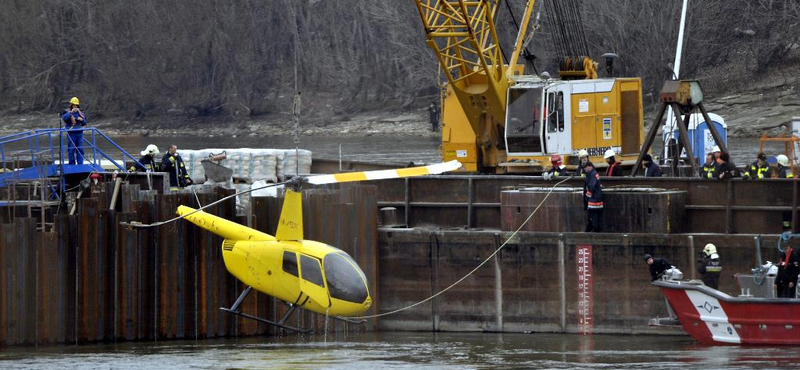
[501, 188, 687, 233]
[375, 176, 798, 234]
[0, 183, 378, 346]
[377, 229, 778, 334]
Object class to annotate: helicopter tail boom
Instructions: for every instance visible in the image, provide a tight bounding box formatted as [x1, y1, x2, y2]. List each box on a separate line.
[176, 205, 275, 241]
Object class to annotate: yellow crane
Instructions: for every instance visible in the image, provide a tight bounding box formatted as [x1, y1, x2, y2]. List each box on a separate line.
[415, 0, 645, 173]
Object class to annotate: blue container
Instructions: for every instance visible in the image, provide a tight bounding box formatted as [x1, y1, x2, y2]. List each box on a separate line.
[671, 112, 727, 160]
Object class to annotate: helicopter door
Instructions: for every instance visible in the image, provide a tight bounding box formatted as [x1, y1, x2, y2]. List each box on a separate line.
[544, 85, 572, 154]
[298, 254, 331, 308]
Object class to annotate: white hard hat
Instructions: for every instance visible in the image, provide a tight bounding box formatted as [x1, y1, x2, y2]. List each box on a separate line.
[141, 144, 160, 156]
[703, 243, 717, 256]
[777, 154, 789, 167]
[578, 149, 589, 158]
[711, 145, 721, 153]
[603, 149, 616, 159]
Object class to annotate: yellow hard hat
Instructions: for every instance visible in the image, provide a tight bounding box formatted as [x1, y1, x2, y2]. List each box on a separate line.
[703, 243, 717, 256]
[69, 97, 80, 106]
[578, 149, 589, 158]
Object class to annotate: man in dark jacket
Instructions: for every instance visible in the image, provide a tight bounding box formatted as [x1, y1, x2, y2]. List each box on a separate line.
[583, 162, 603, 232]
[428, 102, 439, 132]
[645, 254, 672, 281]
[642, 154, 662, 177]
[743, 152, 770, 180]
[777, 248, 799, 298]
[776, 250, 789, 297]
[161, 144, 193, 189]
[701, 153, 716, 179]
[697, 243, 722, 289]
[717, 153, 738, 179]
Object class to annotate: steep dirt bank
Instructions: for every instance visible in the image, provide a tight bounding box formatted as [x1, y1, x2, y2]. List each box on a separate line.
[0, 109, 439, 139]
[3, 73, 797, 139]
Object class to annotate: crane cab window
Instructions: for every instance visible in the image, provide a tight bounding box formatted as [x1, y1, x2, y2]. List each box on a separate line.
[546, 91, 565, 133]
[300, 254, 325, 288]
[282, 251, 298, 277]
[506, 87, 543, 154]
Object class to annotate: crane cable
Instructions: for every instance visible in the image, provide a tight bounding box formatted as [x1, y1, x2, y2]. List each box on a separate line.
[346, 174, 576, 320]
[545, 0, 590, 62]
[503, 0, 539, 75]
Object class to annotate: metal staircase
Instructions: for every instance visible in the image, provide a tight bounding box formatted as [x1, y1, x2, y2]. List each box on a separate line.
[0, 127, 143, 193]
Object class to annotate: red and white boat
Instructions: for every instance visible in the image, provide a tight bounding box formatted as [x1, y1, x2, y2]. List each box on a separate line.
[654, 279, 800, 345]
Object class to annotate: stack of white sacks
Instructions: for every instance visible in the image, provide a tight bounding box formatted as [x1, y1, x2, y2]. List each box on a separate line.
[180, 149, 309, 211]
[180, 148, 312, 184]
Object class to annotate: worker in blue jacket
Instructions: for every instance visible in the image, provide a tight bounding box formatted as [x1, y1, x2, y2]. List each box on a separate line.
[583, 162, 604, 232]
[61, 96, 87, 164]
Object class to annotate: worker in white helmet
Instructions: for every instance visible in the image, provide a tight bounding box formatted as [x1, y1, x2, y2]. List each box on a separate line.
[697, 243, 722, 289]
[576, 149, 592, 177]
[603, 149, 623, 177]
[130, 144, 161, 172]
[775, 155, 794, 179]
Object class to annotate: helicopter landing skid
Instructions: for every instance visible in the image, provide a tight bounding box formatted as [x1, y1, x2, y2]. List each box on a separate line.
[220, 286, 312, 334]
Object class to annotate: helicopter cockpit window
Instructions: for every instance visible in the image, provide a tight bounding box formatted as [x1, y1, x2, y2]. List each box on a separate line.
[506, 87, 543, 153]
[546, 91, 565, 133]
[282, 251, 298, 277]
[323, 253, 369, 303]
[300, 254, 325, 288]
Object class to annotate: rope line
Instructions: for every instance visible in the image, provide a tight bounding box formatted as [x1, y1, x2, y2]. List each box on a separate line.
[346, 175, 576, 320]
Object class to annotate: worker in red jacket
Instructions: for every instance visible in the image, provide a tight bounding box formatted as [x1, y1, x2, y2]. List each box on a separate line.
[603, 149, 623, 176]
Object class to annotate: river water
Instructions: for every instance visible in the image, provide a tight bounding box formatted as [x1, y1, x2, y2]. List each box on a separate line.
[107, 135, 444, 165]
[1, 332, 797, 369]
[105, 135, 779, 168]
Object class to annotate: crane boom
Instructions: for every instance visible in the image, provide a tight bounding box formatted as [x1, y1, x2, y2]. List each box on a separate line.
[416, 0, 644, 174]
[414, 1, 536, 163]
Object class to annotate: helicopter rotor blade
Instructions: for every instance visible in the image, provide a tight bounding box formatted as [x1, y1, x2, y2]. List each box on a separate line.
[306, 160, 462, 185]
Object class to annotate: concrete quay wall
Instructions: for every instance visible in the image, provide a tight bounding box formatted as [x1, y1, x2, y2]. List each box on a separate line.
[375, 229, 779, 335]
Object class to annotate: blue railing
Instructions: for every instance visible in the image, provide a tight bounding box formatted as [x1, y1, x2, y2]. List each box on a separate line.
[0, 128, 145, 188]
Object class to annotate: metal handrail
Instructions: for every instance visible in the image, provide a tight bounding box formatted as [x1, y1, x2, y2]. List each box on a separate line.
[0, 128, 145, 185]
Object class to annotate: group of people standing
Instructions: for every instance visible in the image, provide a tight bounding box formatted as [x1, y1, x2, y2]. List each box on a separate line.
[131, 144, 193, 189]
[646, 243, 722, 289]
[701, 146, 794, 180]
[61, 97, 191, 190]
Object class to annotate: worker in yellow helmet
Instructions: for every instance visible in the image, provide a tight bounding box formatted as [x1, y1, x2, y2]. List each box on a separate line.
[61, 96, 87, 164]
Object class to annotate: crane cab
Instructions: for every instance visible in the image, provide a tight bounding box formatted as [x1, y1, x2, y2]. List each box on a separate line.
[502, 77, 644, 172]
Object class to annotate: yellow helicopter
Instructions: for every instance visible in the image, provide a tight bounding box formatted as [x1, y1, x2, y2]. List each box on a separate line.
[174, 160, 462, 332]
